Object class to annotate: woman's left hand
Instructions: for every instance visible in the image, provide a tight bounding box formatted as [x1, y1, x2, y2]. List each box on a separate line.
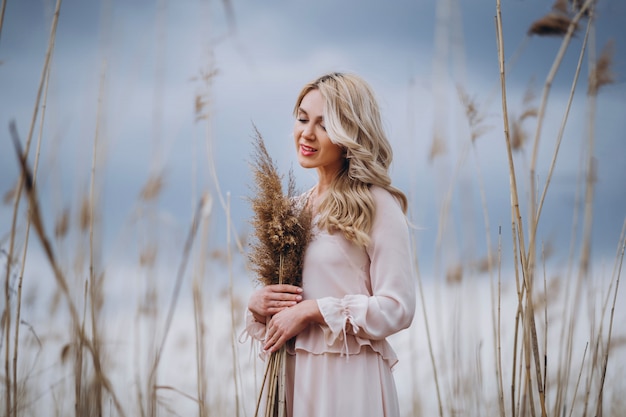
[264, 299, 323, 353]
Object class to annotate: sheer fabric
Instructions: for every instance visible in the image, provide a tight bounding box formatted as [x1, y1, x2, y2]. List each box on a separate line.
[244, 186, 416, 417]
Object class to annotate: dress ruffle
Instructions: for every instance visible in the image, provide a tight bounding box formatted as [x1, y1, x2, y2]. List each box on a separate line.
[296, 296, 399, 369]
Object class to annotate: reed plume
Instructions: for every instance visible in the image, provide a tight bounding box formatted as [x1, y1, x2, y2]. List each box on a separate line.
[247, 126, 311, 417]
[528, 12, 576, 37]
[588, 39, 615, 96]
[247, 127, 311, 287]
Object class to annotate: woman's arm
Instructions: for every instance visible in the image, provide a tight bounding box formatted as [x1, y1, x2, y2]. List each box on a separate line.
[263, 299, 324, 352]
[317, 187, 416, 342]
[242, 284, 305, 344]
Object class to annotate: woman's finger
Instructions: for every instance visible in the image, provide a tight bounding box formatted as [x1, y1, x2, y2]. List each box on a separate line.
[269, 284, 303, 294]
[277, 293, 302, 302]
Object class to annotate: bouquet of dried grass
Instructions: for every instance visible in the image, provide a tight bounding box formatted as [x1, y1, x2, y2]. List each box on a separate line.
[248, 127, 312, 417]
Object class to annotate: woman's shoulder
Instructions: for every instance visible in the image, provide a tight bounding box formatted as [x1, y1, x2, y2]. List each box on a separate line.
[370, 185, 402, 210]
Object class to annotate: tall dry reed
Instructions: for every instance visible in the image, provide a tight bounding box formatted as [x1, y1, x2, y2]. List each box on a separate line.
[247, 128, 311, 417]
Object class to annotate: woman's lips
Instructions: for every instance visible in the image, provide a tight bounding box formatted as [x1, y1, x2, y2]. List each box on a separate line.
[300, 144, 317, 156]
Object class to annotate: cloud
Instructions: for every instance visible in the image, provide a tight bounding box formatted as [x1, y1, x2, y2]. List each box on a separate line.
[1, 0, 624, 273]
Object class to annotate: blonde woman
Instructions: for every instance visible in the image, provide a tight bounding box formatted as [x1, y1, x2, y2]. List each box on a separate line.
[245, 72, 416, 416]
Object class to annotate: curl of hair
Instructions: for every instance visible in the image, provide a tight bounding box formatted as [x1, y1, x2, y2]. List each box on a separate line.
[293, 72, 407, 247]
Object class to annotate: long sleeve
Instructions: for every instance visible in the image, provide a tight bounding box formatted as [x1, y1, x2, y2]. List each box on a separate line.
[241, 310, 266, 342]
[315, 187, 416, 346]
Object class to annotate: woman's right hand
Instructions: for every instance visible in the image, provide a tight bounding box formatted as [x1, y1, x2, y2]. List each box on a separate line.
[248, 284, 303, 323]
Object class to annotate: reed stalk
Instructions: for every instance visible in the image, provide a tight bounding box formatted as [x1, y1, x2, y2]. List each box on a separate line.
[496, 1, 548, 414]
[553, 29, 593, 414]
[595, 220, 625, 415]
[85, 54, 108, 417]
[495, 4, 524, 415]
[10, 34, 53, 417]
[248, 129, 311, 417]
[532, 14, 592, 246]
[527, 0, 596, 276]
[254, 256, 289, 417]
[533, 14, 592, 411]
[541, 246, 548, 399]
[496, 227, 505, 417]
[510, 219, 523, 417]
[3, 2, 62, 415]
[579, 18, 611, 417]
[0, 0, 7, 42]
[227, 192, 242, 417]
[147, 195, 208, 414]
[192, 195, 212, 417]
[76, 279, 88, 416]
[10, 122, 126, 417]
[413, 229, 444, 417]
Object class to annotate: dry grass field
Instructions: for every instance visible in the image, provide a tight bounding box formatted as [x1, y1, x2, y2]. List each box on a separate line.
[1, 0, 624, 416]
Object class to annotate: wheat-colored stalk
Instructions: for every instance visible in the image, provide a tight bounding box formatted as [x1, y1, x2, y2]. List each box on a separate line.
[3, 2, 62, 414]
[552, 75, 589, 417]
[496, 226, 505, 417]
[10, 32, 53, 417]
[226, 192, 242, 417]
[567, 342, 588, 417]
[527, 0, 595, 276]
[146, 194, 209, 416]
[496, 1, 549, 414]
[595, 220, 625, 414]
[83, 54, 108, 417]
[541, 245, 548, 398]
[410, 220, 444, 417]
[0, 0, 7, 41]
[531, 14, 592, 252]
[10, 122, 127, 417]
[496, 1, 619, 415]
[496, 3, 525, 415]
[578, 18, 605, 417]
[76, 278, 88, 415]
[192, 194, 212, 417]
[248, 128, 311, 417]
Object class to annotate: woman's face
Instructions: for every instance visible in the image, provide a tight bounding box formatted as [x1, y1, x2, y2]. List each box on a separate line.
[293, 89, 344, 176]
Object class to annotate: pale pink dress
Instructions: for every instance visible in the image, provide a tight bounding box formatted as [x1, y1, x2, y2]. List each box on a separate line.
[244, 186, 416, 417]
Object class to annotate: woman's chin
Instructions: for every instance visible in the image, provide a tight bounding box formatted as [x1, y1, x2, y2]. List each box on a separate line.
[297, 156, 315, 169]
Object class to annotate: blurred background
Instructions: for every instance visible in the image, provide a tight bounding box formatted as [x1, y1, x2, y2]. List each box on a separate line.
[1, 0, 625, 416]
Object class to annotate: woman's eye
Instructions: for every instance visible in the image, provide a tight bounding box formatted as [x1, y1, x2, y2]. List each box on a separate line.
[320, 125, 326, 131]
[297, 118, 308, 123]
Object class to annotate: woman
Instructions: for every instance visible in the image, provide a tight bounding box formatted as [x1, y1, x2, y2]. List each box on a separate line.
[245, 72, 416, 416]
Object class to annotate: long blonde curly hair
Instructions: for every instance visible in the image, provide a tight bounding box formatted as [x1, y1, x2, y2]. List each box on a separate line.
[293, 72, 408, 247]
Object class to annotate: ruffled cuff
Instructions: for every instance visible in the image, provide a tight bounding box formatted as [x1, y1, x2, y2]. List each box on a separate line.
[238, 310, 267, 344]
[317, 295, 368, 353]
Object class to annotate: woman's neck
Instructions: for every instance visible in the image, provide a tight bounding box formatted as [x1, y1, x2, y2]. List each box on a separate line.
[315, 168, 337, 196]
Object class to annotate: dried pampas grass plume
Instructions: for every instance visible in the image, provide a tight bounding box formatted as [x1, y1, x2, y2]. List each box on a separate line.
[428, 133, 447, 162]
[588, 39, 615, 96]
[2, 184, 16, 205]
[510, 82, 538, 151]
[140, 173, 164, 201]
[247, 126, 312, 417]
[457, 86, 490, 142]
[79, 196, 91, 232]
[54, 207, 70, 239]
[248, 126, 312, 287]
[528, 12, 576, 37]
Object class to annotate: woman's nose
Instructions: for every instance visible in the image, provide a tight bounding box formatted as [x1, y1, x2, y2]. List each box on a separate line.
[302, 124, 315, 139]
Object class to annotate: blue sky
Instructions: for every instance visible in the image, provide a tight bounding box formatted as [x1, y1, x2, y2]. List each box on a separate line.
[1, 0, 625, 280]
